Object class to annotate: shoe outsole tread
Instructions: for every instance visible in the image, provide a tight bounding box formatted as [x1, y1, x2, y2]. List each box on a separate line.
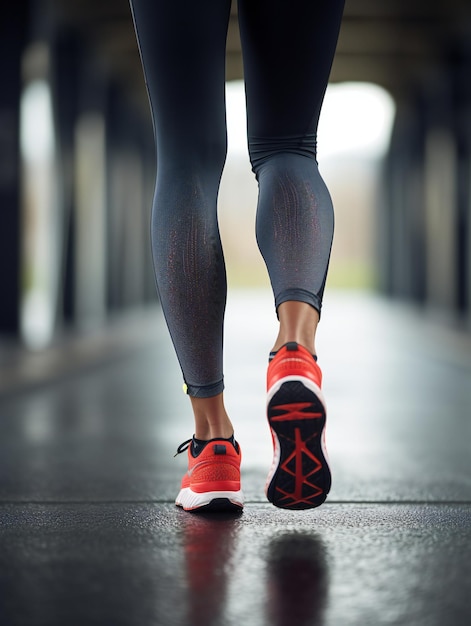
[266, 380, 331, 510]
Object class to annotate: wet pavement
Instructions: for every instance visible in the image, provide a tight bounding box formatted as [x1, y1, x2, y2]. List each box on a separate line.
[0, 289, 470, 625]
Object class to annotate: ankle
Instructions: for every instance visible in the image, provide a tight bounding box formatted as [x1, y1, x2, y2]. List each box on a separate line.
[190, 393, 234, 440]
[272, 301, 319, 355]
[194, 424, 234, 441]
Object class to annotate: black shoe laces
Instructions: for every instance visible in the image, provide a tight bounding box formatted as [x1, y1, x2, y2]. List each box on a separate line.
[174, 438, 192, 457]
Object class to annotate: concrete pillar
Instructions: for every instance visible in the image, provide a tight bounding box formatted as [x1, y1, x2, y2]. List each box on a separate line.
[379, 97, 426, 303]
[107, 147, 146, 310]
[71, 51, 108, 328]
[74, 112, 108, 327]
[422, 70, 459, 312]
[452, 42, 471, 321]
[49, 30, 81, 327]
[0, 2, 30, 335]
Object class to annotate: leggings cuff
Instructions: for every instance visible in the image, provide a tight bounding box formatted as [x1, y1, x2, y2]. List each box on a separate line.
[184, 378, 225, 398]
[275, 288, 322, 317]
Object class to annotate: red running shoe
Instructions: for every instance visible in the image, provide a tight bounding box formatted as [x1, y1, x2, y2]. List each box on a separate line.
[175, 436, 244, 512]
[266, 342, 331, 509]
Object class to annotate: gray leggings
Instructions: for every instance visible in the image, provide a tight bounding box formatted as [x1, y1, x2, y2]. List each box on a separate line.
[130, 0, 345, 396]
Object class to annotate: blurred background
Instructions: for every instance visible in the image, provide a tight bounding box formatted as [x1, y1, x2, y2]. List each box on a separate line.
[1, 0, 471, 350]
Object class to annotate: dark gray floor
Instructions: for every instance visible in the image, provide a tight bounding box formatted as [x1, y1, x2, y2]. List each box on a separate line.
[1, 290, 470, 626]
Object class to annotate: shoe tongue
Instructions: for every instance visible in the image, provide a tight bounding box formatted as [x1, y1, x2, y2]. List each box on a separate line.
[192, 437, 207, 456]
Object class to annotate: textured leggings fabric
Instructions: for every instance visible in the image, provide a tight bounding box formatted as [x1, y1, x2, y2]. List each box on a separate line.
[130, 0, 345, 397]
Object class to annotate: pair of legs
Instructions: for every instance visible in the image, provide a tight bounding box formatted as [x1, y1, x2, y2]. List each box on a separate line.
[130, 0, 345, 438]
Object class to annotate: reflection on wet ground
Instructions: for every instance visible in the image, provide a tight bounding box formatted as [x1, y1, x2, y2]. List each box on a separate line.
[265, 532, 329, 626]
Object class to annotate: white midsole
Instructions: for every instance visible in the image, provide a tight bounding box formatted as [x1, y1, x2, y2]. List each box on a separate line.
[265, 375, 330, 493]
[175, 487, 244, 510]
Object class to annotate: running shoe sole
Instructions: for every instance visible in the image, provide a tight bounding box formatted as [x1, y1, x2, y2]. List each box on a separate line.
[176, 488, 244, 513]
[266, 375, 331, 510]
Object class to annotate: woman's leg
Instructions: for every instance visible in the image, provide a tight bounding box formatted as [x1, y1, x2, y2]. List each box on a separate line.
[238, 0, 345, 350]
[129, 0, 233, 439]
[238, 0, 345, 509]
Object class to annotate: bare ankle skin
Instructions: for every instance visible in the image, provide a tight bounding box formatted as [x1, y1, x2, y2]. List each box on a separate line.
[271, 301, 319, 355]
[190, 393, 234, 441]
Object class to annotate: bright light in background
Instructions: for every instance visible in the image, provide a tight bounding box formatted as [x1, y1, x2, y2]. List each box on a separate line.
[225, 80, 395, 160]
[318, 82, 395, 160]
[20, 78, 58, 349]
[20, 81, 55, 161]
